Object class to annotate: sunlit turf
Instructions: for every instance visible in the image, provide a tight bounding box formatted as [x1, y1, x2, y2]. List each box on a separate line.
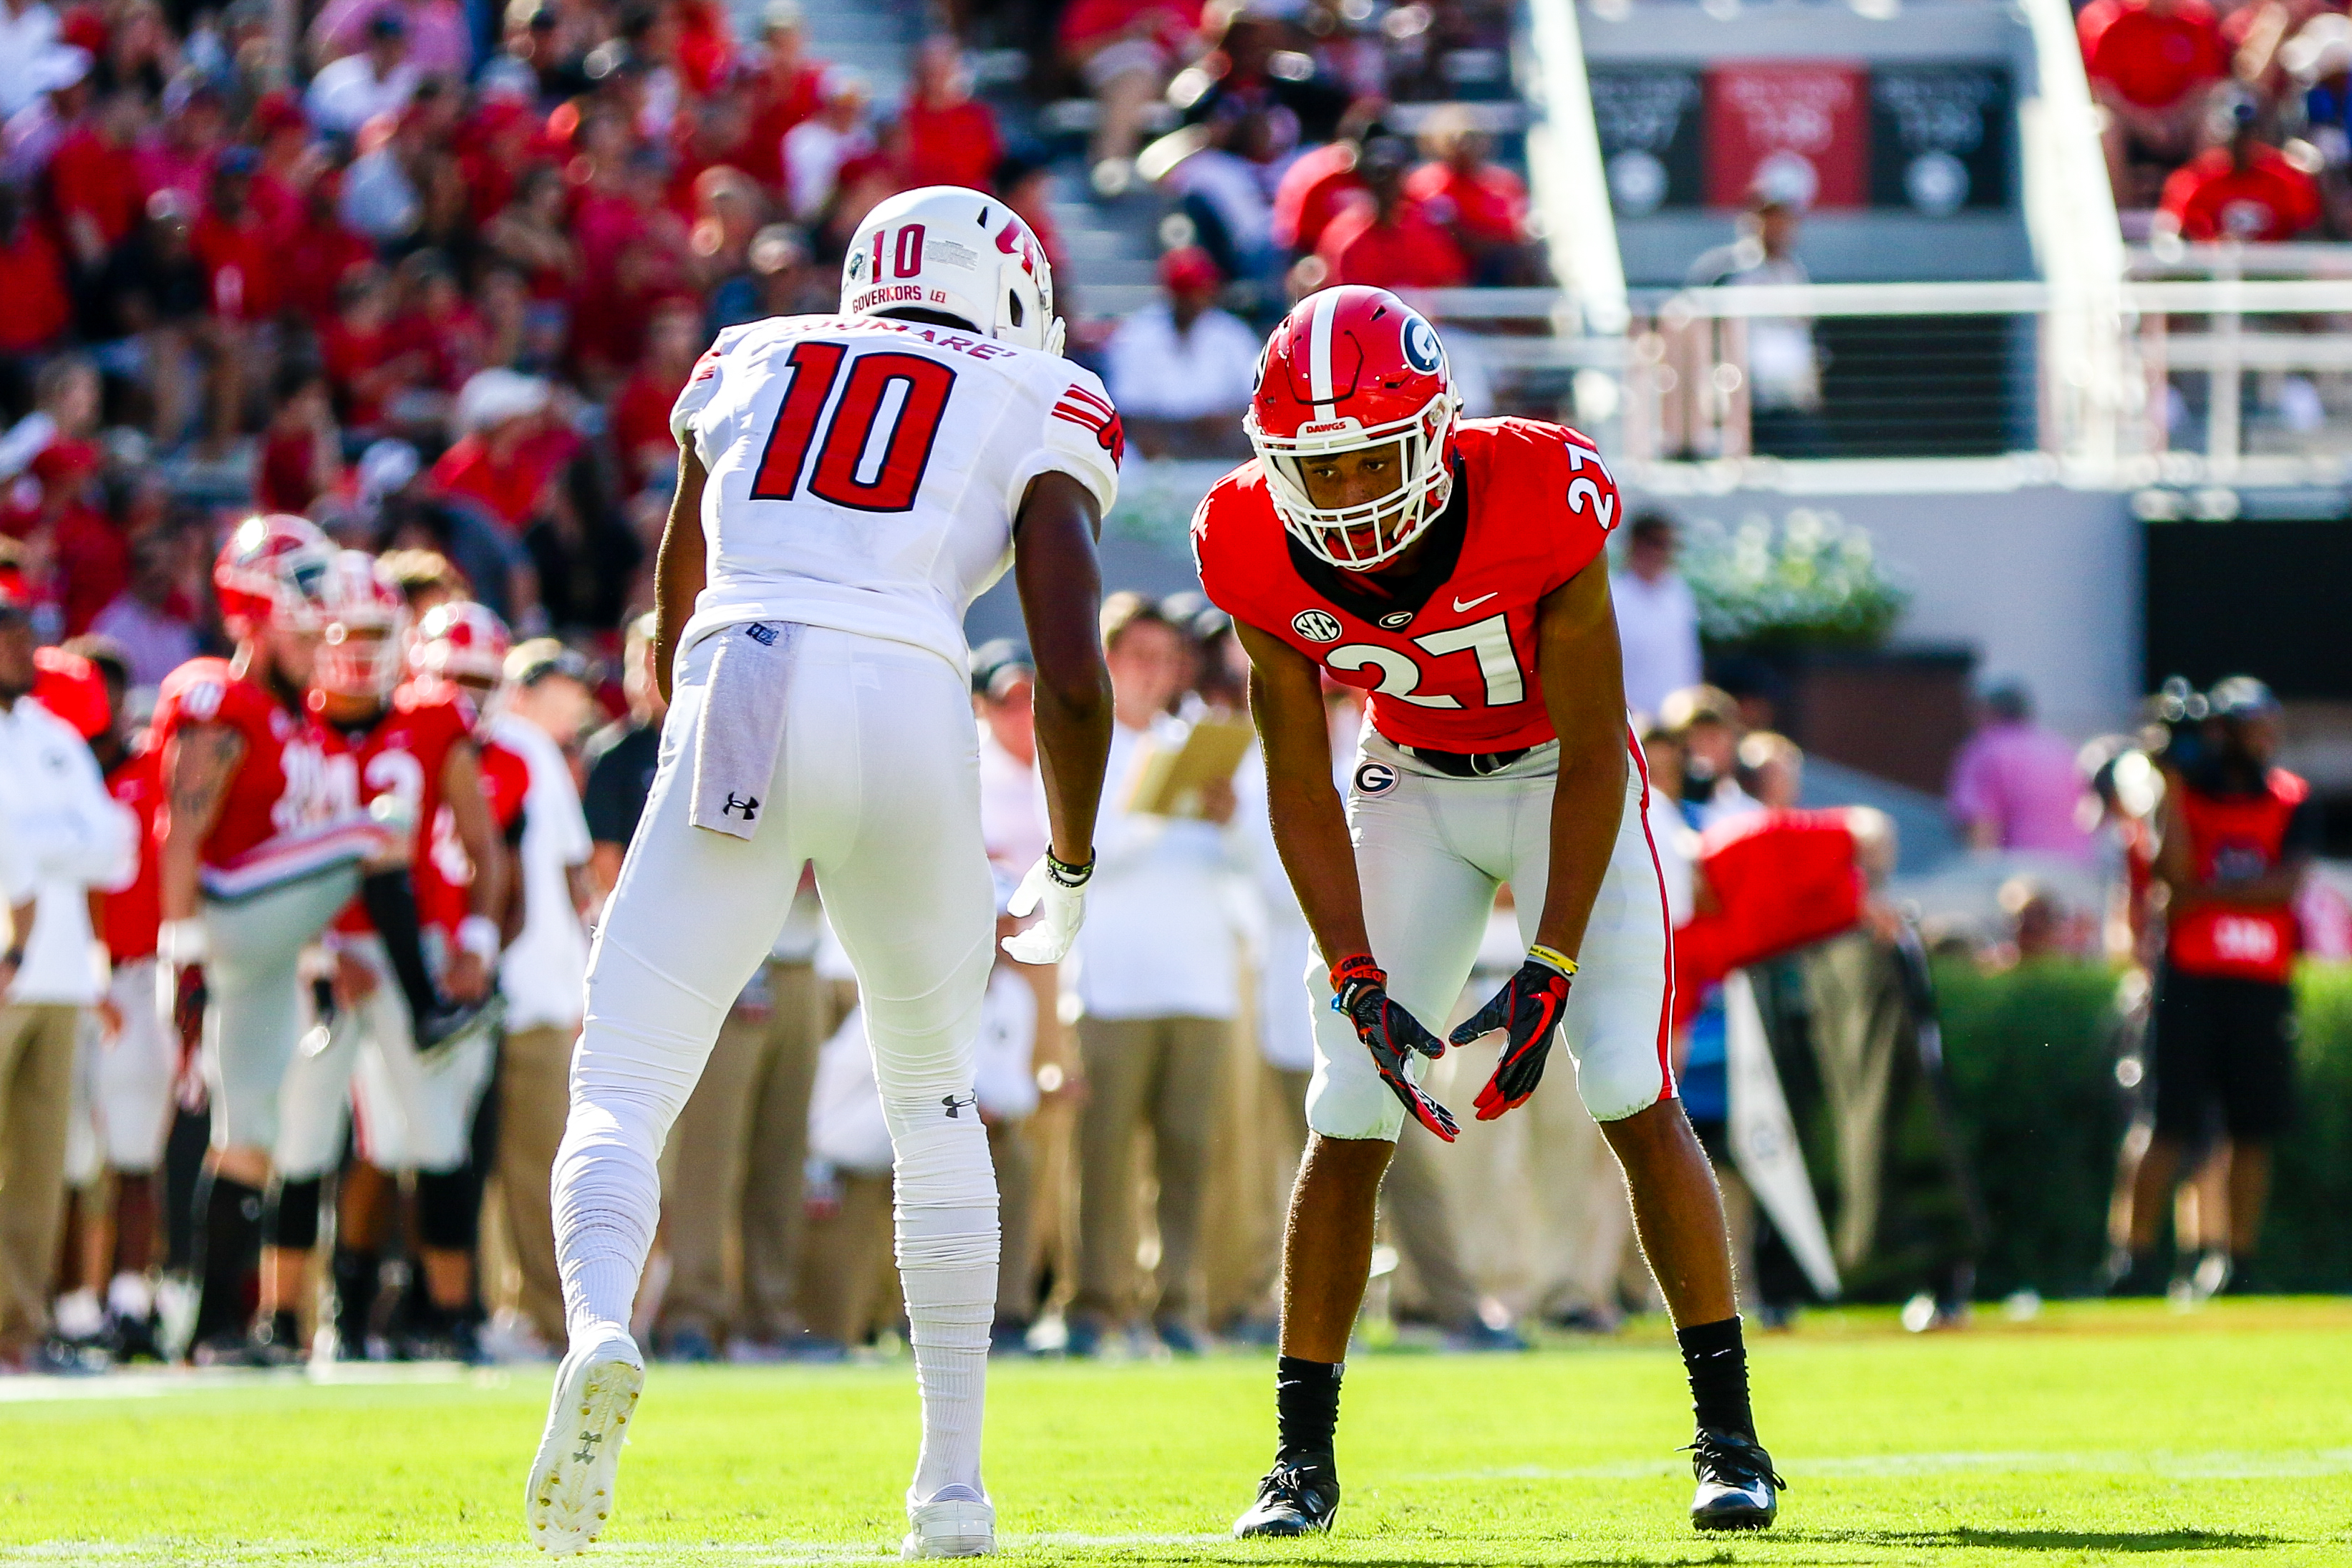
[6, 1299, 2350, 1565]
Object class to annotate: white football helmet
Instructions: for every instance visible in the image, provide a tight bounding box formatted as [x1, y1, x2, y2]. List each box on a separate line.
[841, 185, 1064, 357]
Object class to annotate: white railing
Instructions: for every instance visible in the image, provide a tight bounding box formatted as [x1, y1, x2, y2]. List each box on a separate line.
[1609, 276, 2352, 483]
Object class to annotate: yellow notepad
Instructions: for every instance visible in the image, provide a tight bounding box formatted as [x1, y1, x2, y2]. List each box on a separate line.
[1126, 716, 1255, 818]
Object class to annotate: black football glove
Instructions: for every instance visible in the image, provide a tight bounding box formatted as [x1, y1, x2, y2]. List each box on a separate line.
[1451, 947, 1576, 1122]
[1329, 954, 1458, 1142]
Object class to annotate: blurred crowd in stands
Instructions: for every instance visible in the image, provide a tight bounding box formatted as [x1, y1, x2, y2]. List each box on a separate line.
[2078, 0, 2352, 241]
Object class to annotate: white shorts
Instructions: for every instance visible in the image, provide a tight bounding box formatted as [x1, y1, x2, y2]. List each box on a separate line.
[1305, 730, 1675, 1142]
[68, 960, 177, 1179]
[275, 933, 494, 1179]
[200, 866, 360, 1153]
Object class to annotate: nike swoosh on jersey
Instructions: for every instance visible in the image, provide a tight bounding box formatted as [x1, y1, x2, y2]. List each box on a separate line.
[1452, 592, 1499, 612]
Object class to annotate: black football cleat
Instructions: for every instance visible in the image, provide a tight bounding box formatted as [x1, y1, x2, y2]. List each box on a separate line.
[1688, 1428, 1783, 1531]
[1233, 1458, 1340, 1538]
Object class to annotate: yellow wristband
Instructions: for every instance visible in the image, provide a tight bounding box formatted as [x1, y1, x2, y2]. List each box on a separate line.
[1527, 943, 1579, 977]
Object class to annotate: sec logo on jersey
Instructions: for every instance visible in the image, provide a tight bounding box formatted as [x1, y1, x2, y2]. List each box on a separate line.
[1353, 760, 1399, 796]
[1292, 609, 1343, 642]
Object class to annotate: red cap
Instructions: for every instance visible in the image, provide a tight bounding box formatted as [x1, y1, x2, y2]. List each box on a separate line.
[32, 647, 110, 740]
[1158, 245, 1221, 295]
[29, 440, 100, 486]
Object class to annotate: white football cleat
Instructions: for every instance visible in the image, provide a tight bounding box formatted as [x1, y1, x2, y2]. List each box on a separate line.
[525, 1330, 644, 1555]
[902, 1484, 996, 1559]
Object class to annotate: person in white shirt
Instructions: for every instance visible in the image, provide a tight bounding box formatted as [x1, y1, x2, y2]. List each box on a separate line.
[0, 0, 61, 120]
[304, 12, 420, 137]
[488, 642, 594, 1353]
[1612, 511, 1703, 724]
[1102, 247, 1262, 458]
[0, 593, 136, 1365]
[972, 642, 1048, 878]
[782, 69, 871, 224]
[1065, 594, 1246, 1356]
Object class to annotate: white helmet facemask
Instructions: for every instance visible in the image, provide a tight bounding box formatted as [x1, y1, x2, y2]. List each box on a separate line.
[841, 185, 1065, 356]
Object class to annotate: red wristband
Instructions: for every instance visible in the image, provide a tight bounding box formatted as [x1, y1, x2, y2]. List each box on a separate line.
[1329, 952, 1383, 992]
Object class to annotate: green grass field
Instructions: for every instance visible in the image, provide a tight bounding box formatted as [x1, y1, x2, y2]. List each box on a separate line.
[8, 1300, 2351, 1567]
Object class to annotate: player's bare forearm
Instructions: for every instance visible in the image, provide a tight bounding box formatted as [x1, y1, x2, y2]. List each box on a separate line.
[1532, 559, 1629, 960]
[1239, 622, 1371, 969]
[653, 448, 710, 705]
[1015, 470, 1114, 866]
[159, 723, 243, 921]
[442, 742, 508, 922]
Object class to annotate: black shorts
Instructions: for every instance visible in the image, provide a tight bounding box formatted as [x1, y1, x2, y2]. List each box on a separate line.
[2149, 967, 2298, 1142]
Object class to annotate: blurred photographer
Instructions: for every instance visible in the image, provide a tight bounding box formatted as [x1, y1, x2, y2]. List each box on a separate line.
[2109, 677, 2313, 1297]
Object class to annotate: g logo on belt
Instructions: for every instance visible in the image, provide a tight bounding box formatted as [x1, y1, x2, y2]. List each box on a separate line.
[1353, 760, 1398, 796]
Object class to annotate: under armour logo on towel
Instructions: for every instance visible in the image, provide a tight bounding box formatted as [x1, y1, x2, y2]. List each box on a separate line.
[942, 1092, 978, 1119]
[745, 623, 779, 646]
[723, 793, 760, 819]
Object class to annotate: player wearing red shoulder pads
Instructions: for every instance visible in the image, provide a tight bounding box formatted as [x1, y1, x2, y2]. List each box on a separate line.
[1198, 287, 1779, 1537]
[272, 554, 510, 1363]
[148, 513, 410, 1365]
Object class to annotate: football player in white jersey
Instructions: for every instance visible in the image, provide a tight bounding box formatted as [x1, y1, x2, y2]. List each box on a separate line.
[526, 186, 1118, 1559]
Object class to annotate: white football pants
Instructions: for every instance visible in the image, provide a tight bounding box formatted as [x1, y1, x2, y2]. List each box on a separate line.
[552, 624, 998, 1499]
[1305, 730, 1675, 1141]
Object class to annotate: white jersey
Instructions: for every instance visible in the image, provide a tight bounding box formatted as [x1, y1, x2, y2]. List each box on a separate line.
[670, 313, 1123, 673]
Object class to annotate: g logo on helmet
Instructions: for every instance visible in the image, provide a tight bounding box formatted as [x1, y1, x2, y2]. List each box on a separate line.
[1400, 315, 1444, 376]
[1292, 609, 1343, 642]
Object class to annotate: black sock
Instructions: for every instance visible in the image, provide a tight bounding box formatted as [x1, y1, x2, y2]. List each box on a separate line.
[1274, 1355, 1342, 1466]
[1677, 1316, 1754, 1440]
[191, 1171, 263, 1346]
[359, 870, 445, 1025]
[333, 1247, 379, 1348]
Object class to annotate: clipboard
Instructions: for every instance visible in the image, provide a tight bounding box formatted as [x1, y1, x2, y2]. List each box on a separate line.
[1125, 716, 1254, 818]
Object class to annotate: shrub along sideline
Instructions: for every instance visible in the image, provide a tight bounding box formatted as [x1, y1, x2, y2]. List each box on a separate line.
[1923, 960, 2352, 1298]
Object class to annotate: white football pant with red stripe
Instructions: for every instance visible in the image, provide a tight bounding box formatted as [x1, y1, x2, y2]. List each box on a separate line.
[1302, 729, 1675, 1141]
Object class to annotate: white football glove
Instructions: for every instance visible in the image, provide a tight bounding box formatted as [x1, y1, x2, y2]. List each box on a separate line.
[1000, 853, 1090, 965]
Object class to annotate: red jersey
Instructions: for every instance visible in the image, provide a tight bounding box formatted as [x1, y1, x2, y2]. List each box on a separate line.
[418, 729, 528, 938]
[319, 682, 475, 936]
[2159, 147, 2321, 242]
[1316, 198, 1471, 290]
[103, 745, 164, 964]
[1673, 808, 1864, 1027]
[2167, 768, 2310, 984]
[1194, 417, 1621, 752]
[152, 657, 367, 887]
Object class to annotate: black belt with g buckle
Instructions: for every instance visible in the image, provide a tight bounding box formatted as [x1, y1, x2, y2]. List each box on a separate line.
[1405, 745, 1531, 778]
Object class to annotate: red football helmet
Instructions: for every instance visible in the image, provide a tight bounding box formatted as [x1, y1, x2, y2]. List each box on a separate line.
[1244, 286, 1461, 571]
[214, 513, 337, 633]
[410, 599, 512, 689]
[314, 550, 411, 701]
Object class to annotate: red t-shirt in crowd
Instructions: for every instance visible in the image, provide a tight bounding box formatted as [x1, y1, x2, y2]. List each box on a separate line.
[1271, 140, 1363, 253]
[256, 426, 333, 515]
[899, 98, 1003, 192]
[2159, 145, 2323, 240]
[278, 215, 378, 324]
[609, 365, 687, 491]
[742, 63, 826, 190]
[429, 432, 569, 531]
[2079, 0, 2227, 111]
[321, 316, 410, 430]
[1315, 198, 1471, 289]
[48, 125, 142, 253]
[0, 223, 71, 353]
[54, 504, 129, 637]
[1404, 160, 1528, 247]
[190, 209, 281, 321]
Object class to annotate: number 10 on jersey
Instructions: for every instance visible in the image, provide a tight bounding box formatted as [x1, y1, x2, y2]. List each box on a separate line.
[750, 342, 957, 513]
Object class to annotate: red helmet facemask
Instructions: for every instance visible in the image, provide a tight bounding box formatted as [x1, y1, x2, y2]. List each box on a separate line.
[1244, 286, 1461, 571]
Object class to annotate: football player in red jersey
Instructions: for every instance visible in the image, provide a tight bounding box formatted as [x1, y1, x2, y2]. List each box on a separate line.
[1195, 288, 1780, 1534]
[274, 554, 511, 1361]
[150, 514, 399, 1362]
